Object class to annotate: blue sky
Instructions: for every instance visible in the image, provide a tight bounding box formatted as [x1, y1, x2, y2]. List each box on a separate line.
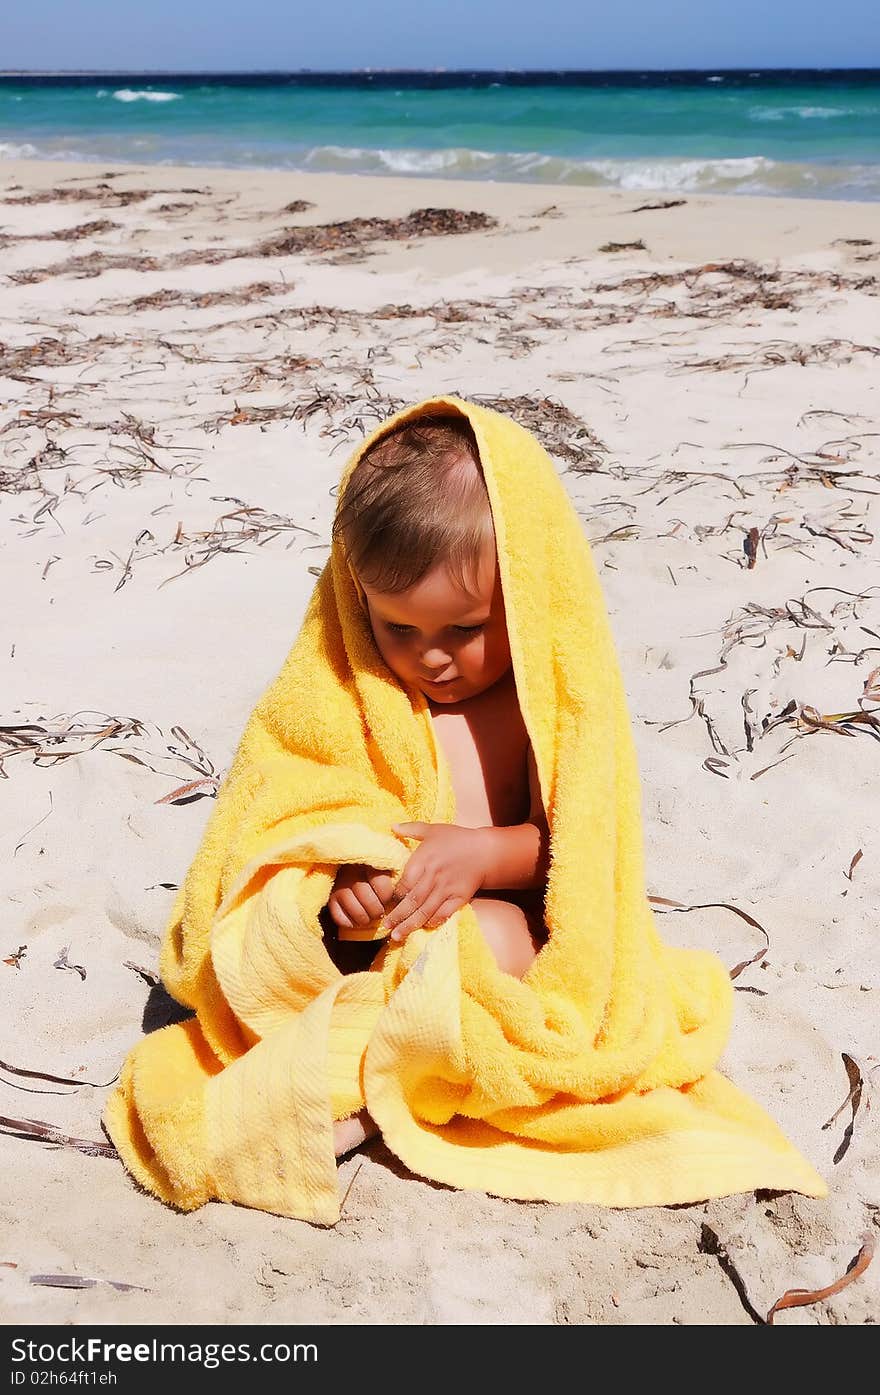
[4, 0, 878, 71]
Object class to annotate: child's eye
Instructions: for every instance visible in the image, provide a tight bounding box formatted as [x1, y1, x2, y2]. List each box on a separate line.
[385, 623, 484, 636]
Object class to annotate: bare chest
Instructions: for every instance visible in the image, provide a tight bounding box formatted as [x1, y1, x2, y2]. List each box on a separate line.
[429, 673, 531, 829]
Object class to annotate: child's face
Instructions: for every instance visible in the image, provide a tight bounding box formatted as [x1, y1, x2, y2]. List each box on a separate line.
[360, 537, 512, 703]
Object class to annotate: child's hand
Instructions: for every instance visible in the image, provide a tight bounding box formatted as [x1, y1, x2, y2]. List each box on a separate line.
[327, 863, 397, 931]
[383, 822, 487, 942]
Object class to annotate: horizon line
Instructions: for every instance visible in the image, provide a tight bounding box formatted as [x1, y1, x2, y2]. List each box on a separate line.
[2, 64, 879, 75]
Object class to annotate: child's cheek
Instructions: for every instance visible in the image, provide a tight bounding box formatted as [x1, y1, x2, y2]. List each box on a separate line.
[375, 634, 408, 679]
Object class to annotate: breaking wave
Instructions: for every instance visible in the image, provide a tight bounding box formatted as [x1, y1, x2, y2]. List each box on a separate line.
[110, 89, 181, 103]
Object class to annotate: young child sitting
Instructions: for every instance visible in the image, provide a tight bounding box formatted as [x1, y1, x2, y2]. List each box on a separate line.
[106, 392, 827, 1223]
[325, 412, 552, 1158]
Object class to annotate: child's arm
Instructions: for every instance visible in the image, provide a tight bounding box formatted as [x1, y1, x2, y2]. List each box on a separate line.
[478, 822, 548, 892]
[478, 742, 550, 893]
[382, 748, 549, 939]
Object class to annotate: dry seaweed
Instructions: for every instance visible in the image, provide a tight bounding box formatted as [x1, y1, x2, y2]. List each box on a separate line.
[464, 393, 607, 471]
[78, 262, 877, 396]
[124, 503, 322, 590]
[766, 1231, 875, 1323]
[0, 1056, 118, 1089]
[30, 1273, 148, 1292]
[593, 259, 878, 322]
[648, 896, 770, 981]
[0, 1114, 117, 1158]
[0, 410, 80, 440]
[96, 280, 292, 315]
[0, 334, 120, 381]
[54, 947, 86, 982]
[8, 207, 498, 284]
[47, 218, 118, 241]
[338, 1158, 366, 1219]
[675, 337, 880, 387]
[845, 849, 863, 880]
[2, 184, 153, 206]
[698, 1224, 764, 1323]
[700, 1224, 875, 1324]
[598, 240, 647, 253]
[250, 207, 497, 260]
[650, 585, 880, 766]
[8, 251, 162, 285]
[0, 713, 217, 792]
[0, 219, 119, 246]
[823, 1053, 862, 1162]
[794, 705, 880, 739]
[630, 198, 687, 212]
[123, 962, 161, 988]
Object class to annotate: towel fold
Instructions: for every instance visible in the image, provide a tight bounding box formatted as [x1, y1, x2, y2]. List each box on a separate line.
[105, 395, 827, 1222]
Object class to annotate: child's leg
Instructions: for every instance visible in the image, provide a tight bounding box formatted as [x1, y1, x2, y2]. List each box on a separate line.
[470, 894, 547, 978]
[334, 1108, 377, 1158]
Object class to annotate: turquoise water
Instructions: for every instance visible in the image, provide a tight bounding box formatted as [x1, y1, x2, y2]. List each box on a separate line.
[1, 71, 879, 200]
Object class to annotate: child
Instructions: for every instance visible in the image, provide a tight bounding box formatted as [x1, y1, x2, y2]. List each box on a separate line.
[106, 393, 827, 1224]
[325, 413, 552, 1157]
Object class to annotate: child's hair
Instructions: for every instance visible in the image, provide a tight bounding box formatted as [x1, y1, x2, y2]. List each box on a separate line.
[332, 413, 495, 597]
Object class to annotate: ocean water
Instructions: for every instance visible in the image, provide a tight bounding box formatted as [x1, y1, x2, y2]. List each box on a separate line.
[1, 70, 879, 201]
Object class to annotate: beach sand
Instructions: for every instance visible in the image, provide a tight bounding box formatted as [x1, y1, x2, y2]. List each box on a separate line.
[1, 158, 878, 1325]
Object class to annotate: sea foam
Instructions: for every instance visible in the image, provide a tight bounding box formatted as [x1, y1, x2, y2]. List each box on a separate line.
[750, 104, 857, 121]
[112, 89, 181, 103]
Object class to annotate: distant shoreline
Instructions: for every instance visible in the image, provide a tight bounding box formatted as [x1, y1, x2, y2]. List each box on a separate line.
[4, 68, 877, 202]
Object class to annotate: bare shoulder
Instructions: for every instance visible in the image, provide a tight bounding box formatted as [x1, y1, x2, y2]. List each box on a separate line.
[483, 665, 526, 730]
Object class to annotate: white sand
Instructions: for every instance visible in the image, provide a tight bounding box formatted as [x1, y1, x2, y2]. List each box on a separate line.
[1, 159, 878, 1325]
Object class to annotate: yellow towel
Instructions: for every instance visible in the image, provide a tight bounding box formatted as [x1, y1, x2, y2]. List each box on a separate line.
[104, 394, 827, 1222]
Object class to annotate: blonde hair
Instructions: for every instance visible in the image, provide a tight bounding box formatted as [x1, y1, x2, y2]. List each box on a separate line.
[332, 413, 495, 598]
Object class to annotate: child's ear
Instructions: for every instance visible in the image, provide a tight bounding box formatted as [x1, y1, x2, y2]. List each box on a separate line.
[346, 557, 368, 613]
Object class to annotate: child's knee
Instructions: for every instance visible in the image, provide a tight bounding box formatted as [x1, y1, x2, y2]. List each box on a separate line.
[470, 895, 544, 978]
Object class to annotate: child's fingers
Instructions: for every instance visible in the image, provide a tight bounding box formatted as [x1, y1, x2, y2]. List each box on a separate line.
[354, 881, 388, 920]
[332, 889, 373, 927]
[383, 890, 425, 939]
[327, 898, 352, 929]
[423, 896, 460, 930]
[383, 878, 433, 932]
[412, 889, 456, 933]
[368, 871, 398, 909]
[387, 914, 423, 943]
[387, 887, 449, 942]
